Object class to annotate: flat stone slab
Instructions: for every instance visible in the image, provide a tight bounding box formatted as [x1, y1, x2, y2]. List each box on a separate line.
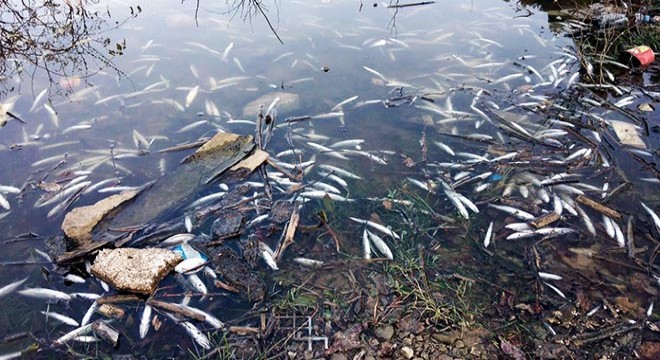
[91, 248, 182, 295]
[61, 190, 138, 244]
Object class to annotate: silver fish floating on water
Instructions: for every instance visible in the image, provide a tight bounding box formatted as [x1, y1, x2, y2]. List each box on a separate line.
[350, 217, 400, 239]
[0, 277, 28, 299]
[139, 304, 152, 339]
[18, 287, 72, 301]
[293, 257, 324, 267]
[483, 221, 494, 248]
[41, 310, 80, 327]
[179, 321, 211, 349]
[366, 230, 393, 260]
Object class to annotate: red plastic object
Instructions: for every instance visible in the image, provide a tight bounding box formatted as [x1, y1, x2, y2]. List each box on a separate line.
[626, 45, 655, 66]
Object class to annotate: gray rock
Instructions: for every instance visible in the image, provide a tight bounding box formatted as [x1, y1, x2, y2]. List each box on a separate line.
[91, 248, 182, 295]
[330, 354, 348, 360]
[401, 346, 414, 359]
[375, 324, 394, 340]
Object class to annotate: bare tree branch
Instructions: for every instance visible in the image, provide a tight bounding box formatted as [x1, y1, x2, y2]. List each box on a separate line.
[0, 0, 138, 97]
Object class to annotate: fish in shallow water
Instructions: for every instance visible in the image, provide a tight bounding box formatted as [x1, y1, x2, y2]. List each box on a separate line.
[0, 277, 28, 299]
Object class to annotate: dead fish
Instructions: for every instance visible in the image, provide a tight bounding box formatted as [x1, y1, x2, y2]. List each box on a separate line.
[640, 202, 660, 232]
[350, 217, 400, 239]
[55, 322, 95, 344]
[175, 258, 206, 274]
[0, 194, 10, 210]
[177, 120, 208, 133]
[181, 304, 223, 329]
[247, 214, 269, 228]
[492, 73, 523, 84]
[552, 194, 563, 215]
[342, 149, 388, 164]
[483, 221, 494, 248]
[505, 223, 532, 232]
[544, 282, 566, 299]
[434, 141, 455, 156]
[329, 139, 365, 149]
[534, 227, 575, 236]
[42, 311, 79, 327]
[300, 190, 352, 202]
[612, 221, 625, 247]
[506, 231, 536, 240]
[63, 274, 86, 284]
[362, 66, 387, 81]
[556, 198, 576, 216]
[407, 178, 433, 193]
[306, 142, 349, 160]
[233, 57, 245, 73]
[187, 274, 208, 294]
[96, 185, 139, 194]
[0, 277, 28, 299]
[488, 203, 535, 220]
[318, 164, 362, 180]
[258, 242, 279, 270]
[0, 351, 21, 359]
[72, 292, 102, 300]
[538, 272, 562, 281]
[275, 149, 304, 158]
[311, 182, 341, 194]
[366, 230, 393, 260]
[81, 302, 98, 327]
[575, 204, 597, 236]
[185, 86, 199, 108]
[362, 228, 371, 260]
[73, 336, 100, 343]
[43, 103, 59, 128]
[30, 88, 49, 113]
[203, 266, 217, 279]
[602, 215, 615, 238]
[34, 182, 91, 208]
[186, 192, 226, 209]
[82, 178, 119, 195]
[132, 129, 151, 149]
[331, 95, 359, 111]
[0, 185, 20, 194]
[99, 279, 110, 292]
[139, 304, 152, 339]
[184, 216, 193, 233]
[179, 321, 211, 349]
[445, 189, 470, 219]
[322, 173, 349, 189]
[61, 124, 92, 134]
[455, 192, 479, 214]
[18, 287, 71, 301]
[222, 42, 234, 62]
[293, 257, 324, 267]
[189, 64, 199, 79]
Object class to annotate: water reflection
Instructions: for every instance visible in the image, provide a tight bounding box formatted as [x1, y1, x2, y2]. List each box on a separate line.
[0, 0, 141, 98]
[0, 0, 658, 358]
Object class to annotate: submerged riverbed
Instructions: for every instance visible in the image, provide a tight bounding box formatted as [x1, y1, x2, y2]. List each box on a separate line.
[0, 0, 659, 358]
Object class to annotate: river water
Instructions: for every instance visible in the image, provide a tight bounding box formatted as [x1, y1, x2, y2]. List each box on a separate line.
[0, 0, 658, 358]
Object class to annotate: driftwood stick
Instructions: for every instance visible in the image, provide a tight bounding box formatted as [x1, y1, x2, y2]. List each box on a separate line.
[274, 206, 300, 261]
[147, 299, 205, 322]
[575, 195, 622, 220]
[530, 212, 560, 229]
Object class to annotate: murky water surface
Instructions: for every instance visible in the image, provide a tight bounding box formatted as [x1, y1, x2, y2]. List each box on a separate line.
[1, 0, 659, 358]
